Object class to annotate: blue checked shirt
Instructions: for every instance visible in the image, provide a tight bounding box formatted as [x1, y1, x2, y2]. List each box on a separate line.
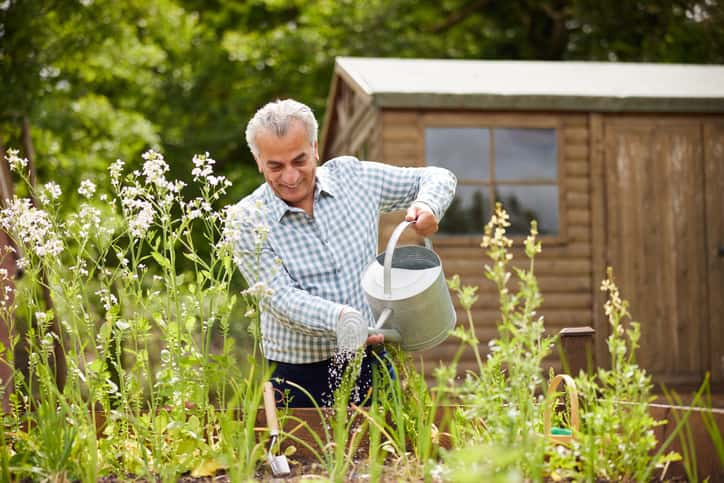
[229, 156, 456, 363]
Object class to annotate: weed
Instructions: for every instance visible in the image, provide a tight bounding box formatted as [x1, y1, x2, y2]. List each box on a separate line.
[574, 267, 679, 481]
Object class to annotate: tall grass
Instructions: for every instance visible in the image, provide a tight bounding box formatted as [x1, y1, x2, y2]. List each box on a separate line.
[0, 148, 267, 481]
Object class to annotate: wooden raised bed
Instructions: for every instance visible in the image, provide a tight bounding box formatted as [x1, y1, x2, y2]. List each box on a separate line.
[253, 328, 724, 481]
[255, 400, 724, 481]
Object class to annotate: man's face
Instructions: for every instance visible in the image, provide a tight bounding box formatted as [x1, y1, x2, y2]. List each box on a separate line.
[254, 120, 318, 209]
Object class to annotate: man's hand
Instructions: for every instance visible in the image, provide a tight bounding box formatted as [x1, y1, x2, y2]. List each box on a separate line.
[337, 307, 384, 351]
[405, 201, 438, 237]
[366, 333, 384, 346]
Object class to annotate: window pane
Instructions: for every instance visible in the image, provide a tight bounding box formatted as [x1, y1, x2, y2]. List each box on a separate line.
[425, 128, 489, 180]
[496, 185, 559, 235]
[494, 128, 557, 180]
[439, 185, 490, 235]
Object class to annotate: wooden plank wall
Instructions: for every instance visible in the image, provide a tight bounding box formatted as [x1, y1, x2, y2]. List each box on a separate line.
[602, 117, 710, 384]
[704, 120, 724, 383]
[376, 109, 595, 378]
[326, 88, 724, 385]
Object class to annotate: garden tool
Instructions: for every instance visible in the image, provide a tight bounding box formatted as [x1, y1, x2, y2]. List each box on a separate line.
[337, 220, 456, 352]
[543, 374, 579, 445]
[263, 381, 291, 477]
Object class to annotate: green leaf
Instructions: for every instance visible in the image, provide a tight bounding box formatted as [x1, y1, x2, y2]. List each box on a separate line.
[191, 457, 228, 478]
[87, 358, 105, 373]
[185, 316, 196, 332]
[183, 251, 202, 265]
[98, 321, 112, 341]
[151, 252, 172, 271]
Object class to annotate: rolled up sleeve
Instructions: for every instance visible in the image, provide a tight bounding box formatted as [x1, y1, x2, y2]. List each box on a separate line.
[356, 160, 457, 220]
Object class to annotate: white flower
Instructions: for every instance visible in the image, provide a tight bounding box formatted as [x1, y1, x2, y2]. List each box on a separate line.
[39, 182, 62, 204]
[78, 179, 96, 198]
[242, 281, 273, 299]
[0, 197, 63, 258]
[109, 159, 125, 185]
[118, 184, 156, 239]
[94, 288, 118, 311]
[72, 260, 89, 277]
[16, 257, 29, 270]
[128, 201, 154, 239]
[141, 150, 170, 189]
[167, 180, 187, 193]
[0, 284, 14, 308]
[69, 204, 102, 238]
[4, 148, 28, 172]
[191, 152, 215, 181]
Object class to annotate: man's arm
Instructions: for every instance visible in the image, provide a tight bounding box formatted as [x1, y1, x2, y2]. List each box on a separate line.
[230, 212, 344, 338]
[357, 159, 457, 235]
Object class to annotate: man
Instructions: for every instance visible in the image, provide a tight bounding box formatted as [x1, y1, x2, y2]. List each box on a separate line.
[230, 99, 456, 407]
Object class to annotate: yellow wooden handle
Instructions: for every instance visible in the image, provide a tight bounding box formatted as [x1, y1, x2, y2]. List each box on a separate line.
[263, 381, 279, 435]
[543, 374, 579, 441]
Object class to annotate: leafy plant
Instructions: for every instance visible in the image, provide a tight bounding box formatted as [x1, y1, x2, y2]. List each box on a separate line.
[573, 267, 679, 481]
[444, 203, 554, 480]
[0, 147, 267, 480]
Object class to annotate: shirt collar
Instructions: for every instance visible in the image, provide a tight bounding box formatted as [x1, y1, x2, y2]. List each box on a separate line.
[264, 167, 337, 223]
[315, 166, 336, 198]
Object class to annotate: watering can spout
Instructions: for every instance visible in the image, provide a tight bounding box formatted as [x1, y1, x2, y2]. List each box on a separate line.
[368, 328, 402, 343]
[368, 307, 401, 343]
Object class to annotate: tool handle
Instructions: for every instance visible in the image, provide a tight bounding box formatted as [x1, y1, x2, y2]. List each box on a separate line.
[263, 381, 280, 436]
[383, 220, 433, 296]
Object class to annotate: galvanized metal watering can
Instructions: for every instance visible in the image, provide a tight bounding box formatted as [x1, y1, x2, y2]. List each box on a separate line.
[337, 220, 456, 352]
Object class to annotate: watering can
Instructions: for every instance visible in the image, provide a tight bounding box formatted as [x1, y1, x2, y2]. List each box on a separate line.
[336, 220, 456, 352]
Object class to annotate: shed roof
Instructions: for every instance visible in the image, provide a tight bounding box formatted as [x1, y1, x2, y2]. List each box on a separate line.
[334, 57, 724, 112]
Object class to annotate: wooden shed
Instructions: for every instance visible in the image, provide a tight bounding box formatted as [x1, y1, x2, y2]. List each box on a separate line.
[321, 57, 724, 385]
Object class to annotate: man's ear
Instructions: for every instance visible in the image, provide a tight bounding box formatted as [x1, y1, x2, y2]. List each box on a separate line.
[254, 157, 263, 173]
[313, 140, 319, 162]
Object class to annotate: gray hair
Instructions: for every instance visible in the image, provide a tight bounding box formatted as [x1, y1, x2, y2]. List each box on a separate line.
[245, 99, 319, 158]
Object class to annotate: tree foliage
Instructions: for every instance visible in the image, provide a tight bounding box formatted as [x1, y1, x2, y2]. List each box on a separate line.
[1, 0, 722, 206]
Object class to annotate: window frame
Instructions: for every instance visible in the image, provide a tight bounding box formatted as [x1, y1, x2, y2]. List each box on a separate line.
[420, 112, 568, 247]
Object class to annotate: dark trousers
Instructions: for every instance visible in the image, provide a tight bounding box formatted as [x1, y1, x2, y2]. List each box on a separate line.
[268, 347, 394, 408]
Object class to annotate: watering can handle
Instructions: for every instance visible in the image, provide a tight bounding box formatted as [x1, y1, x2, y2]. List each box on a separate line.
[383, 220, 433, 296]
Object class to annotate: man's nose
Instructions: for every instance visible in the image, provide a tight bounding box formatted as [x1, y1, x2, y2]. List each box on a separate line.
[281, 168, 299, 185]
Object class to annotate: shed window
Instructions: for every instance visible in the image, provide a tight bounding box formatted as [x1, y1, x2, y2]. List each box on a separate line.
[426, 127, 559, 236]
